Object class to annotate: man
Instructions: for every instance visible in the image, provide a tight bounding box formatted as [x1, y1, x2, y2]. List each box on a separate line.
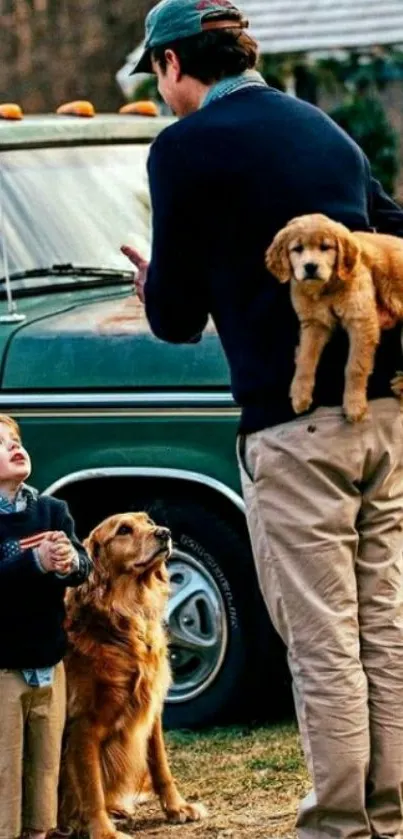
[122, 2, 403, 838]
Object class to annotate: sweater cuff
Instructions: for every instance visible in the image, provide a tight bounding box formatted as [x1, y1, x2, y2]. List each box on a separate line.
[33, 547, 48, 573]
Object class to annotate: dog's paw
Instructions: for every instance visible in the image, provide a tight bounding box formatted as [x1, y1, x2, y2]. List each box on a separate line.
[292, 395, 312, 415]
[110, 807, 133, 820]
[343, 394, 368, 423]
[166, 801, 207, 824]
[391, 371, 403, 398]
[291, 388, 313, 415]
[91, 829, 127, 839]
[108, 793, 137, 819]
[89, 813, 127, 839]
[290, 377, 314, 415]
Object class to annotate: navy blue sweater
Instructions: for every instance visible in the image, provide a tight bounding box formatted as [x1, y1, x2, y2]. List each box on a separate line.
[145, 86, 403, 432]
[0, 495, 91, 668]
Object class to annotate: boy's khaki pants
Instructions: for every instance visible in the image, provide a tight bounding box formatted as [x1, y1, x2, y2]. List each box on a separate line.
[238, 399, 403, 839]
[0, 662, 66, 839]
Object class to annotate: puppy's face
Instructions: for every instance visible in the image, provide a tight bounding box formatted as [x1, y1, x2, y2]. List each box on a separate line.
[86, 512, 172, 579]
[287, 232, 337, 285]
[266, 214, 361, 289]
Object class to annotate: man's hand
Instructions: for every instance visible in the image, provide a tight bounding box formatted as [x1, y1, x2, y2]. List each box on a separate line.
[121, 245, 149, 304]
[37, 531, 76, 575]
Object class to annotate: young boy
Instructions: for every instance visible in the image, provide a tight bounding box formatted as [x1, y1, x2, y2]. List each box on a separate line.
[0, 414, 92, 839]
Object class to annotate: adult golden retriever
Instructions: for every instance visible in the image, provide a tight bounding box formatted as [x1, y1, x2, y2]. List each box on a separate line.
[266, 213, 403, 422]
[59, 512, 205, 839]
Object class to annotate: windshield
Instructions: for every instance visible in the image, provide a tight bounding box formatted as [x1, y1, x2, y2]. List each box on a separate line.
[0, 144, 151, 283]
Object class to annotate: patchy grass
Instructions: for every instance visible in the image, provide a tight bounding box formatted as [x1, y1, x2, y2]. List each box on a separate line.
[123, 723, 310, 838]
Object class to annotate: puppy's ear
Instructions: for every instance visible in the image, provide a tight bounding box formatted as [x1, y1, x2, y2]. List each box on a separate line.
[265, 228, 292, 283]
[336, 230, 361, 282]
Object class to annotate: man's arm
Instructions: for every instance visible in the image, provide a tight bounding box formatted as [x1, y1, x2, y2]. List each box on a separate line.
[144, 132, 209, 343]
[369, 176, 403, 237]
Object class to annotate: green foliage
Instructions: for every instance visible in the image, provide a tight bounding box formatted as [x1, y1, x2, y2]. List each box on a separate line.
[330, 94, 399, 194]
[258, 53, 288, 92]
[132, 76, 161, 103]
[315, 48, 403, 92]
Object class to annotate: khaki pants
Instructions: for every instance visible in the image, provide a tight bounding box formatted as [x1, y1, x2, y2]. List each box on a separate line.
[0, 662, 66, 839]
[238, 398, 403, 839]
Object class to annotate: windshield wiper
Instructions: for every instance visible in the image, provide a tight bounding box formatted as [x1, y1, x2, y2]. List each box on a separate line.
[0, 264, 134, 283]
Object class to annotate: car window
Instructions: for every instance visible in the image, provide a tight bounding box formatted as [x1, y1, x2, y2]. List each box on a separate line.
[0, 144, 151, 280]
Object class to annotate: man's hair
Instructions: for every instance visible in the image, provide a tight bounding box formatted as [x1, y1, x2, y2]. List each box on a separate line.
[0, 414, 21, 440]
[152, 28, 259, 84]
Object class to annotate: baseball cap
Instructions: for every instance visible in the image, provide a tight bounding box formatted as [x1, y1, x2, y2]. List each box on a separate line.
[131, 0, 249, 74]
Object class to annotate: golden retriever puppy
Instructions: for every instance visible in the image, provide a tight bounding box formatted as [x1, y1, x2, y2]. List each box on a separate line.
[266, 213, 403, 421]
[59, 513, 206, 839]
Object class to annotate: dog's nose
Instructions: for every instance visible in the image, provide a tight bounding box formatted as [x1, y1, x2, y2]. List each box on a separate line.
[304, 262, 318, 277]
[155, 527, 170, 542]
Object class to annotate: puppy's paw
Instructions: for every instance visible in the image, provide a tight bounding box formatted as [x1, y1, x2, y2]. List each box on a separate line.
[292, 395, 313, 415]
[290, 379, 313, 415]
[343, 394, 368, 423]
[391, 371, 403, 398]
[166, 801, 207, 824]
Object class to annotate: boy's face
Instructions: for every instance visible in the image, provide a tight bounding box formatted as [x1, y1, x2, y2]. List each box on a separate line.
[0, 423, 31, 485]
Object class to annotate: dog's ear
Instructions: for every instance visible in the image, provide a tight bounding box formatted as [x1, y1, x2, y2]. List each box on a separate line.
[265, 228, 293, 283]
[336, 230, 361, 282]
[83, 532, 109, 591]
[84, 534, 100, 561]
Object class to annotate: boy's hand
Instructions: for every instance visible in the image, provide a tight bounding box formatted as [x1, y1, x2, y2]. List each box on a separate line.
[37, 537, 61, 573]
[49, 531, 78, 575]
[37, 532, 77, 575]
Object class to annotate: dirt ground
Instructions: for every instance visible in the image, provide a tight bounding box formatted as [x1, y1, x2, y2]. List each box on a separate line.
[118, 723, 309, 839]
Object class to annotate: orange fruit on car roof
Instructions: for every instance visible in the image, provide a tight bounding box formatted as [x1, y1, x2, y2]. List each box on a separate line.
[56, 100, 95, 117]
[0, 103, 23, 120]
[119, 101, 159, 117]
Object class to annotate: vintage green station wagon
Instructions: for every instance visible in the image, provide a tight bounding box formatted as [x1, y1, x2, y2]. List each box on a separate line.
[0, 111, 286, 728]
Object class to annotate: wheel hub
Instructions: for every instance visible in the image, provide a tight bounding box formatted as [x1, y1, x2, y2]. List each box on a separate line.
[166, 549, 228, 703]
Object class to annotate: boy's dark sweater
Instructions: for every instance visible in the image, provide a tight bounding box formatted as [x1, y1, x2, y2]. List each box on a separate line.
[0, 494, 91, 669]
[144, 86, 403, 433]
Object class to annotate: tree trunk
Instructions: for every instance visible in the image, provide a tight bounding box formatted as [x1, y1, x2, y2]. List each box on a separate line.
[0, 0, 156, 112]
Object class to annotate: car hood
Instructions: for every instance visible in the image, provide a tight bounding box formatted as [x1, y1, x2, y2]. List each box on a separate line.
[0, 291, 230, 390]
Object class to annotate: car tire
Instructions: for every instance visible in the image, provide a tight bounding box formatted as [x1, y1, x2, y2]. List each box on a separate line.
[136, 496, 282, 729]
